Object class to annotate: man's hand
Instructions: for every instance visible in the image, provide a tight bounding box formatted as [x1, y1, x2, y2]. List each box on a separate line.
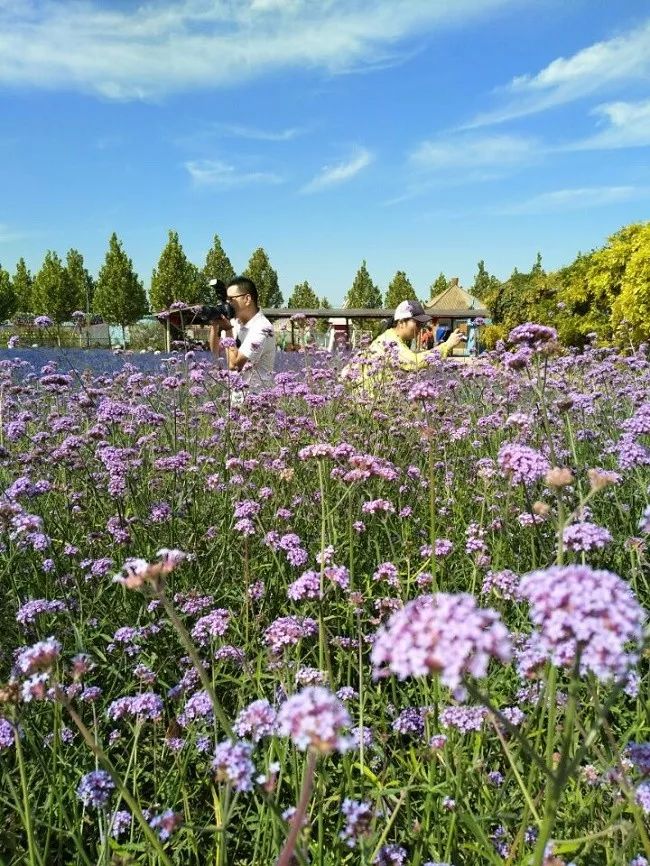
[210, 315, 232, 333]
[444, 329, 466, 350]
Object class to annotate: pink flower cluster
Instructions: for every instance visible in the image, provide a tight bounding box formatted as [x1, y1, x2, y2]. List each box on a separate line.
[371, 594, 512, 692]
[519, 565, 646, 682]
[497, 443, 550, 486]
[276, 686, 351, 753]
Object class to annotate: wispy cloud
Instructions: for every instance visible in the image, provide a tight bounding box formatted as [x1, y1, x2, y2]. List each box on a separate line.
[466, 19, 650, 127]
[495, 185, 650, 214]
[213, 123, 306, 142]
[301, 147, 373, 193]
[570, 99, 650, 150]
[185, 159, 283, 188]
[410, 132, 539, 171]
[0, 0, 520, 100]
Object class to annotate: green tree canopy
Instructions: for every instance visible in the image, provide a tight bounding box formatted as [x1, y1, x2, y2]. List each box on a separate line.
[200, 234, 236, 304]
[320, 296, 332, 309]
[0, 263, 15, 322]
[32, 251, 75, 322]
[287, 280, 320, 309]
[345, 260, 382, 308]
[384, 270, 417, 308]
[471, 260, 500, 301]
[150, 230, 201, 311]
[93, 233, 148, 336]
[429, 272, 448, 299]
[65, 248, 95, 314]
[12, 258, 33, 313]
[244, 247, 283, 307]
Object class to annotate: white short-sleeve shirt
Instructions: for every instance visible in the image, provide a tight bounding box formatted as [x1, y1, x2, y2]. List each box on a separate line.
[231, 311, 276, 391]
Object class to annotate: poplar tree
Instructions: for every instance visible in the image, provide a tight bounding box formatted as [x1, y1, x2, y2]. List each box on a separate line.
[150, 230, 201, 311]
[344, 260, 382, 308]
[32, 251, 75, 322]
[429, 272, 448, 298]
[200, 234, 236, 303]
[244, 247, 283, 307]
[65, 248, 94, 315]
[0, 263, 15, 321]
[94, 233, 148, 344]
[287, 280, 320, 309]
[12, 258, 33, 313]
[384, 271, 417, 308]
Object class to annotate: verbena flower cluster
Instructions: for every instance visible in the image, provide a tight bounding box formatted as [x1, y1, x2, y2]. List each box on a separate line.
[371, 593, 512, 691]
[519, 565, 646, 682]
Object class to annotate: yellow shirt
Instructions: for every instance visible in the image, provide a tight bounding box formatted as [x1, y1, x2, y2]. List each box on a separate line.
[341, 328, 450, 390]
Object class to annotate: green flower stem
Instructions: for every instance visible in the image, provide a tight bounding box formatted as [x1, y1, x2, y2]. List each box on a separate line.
[158, 590, 233, 739]
[63, 700, 173, 866]
[13, 710, 42, 866]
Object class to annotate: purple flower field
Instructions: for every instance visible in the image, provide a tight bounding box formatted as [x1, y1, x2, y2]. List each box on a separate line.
[0, 328, 649, 866]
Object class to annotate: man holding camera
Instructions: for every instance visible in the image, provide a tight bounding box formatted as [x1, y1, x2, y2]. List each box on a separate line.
[209, 276, 276, 392]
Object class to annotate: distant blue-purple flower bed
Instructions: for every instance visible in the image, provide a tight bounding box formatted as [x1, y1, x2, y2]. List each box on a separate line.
[0, 346, 311, 376]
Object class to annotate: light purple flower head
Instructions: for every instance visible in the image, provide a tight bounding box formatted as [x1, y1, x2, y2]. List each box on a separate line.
[15, 636, 62, 676]
[234, 699, 277, 742]
[497, 443, 550, 486]
[371, 593, 511, 693]
[77, 770, 114, 809]
[563, 521, 612, 552]
[276, 686, 351, 754]
[508, 322, 557, 348]
[519, 565, 646, 682]
[212, 740, 255, 791]
[34, 315, 54, 328]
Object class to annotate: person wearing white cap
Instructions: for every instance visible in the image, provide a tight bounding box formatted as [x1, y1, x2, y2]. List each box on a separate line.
[341, 299, 465, 388]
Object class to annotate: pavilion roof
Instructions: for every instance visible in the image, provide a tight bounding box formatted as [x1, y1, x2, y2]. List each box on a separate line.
[424, 278, 489, 318]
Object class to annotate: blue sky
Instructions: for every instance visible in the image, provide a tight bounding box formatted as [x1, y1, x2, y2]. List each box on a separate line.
[0, 0, 649, 306]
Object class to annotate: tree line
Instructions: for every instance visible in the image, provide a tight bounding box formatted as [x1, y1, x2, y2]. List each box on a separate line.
[0, 221, 648, 345]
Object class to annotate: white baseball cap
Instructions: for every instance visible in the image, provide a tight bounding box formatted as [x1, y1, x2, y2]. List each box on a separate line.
[393, 299, 432, 324]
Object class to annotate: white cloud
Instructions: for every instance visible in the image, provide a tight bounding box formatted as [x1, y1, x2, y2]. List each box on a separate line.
[214, 123, 305, 142]
[184, 159, 283, 187]
[466, 19, 650, 126]
[301, 147, 373, 193]
[496, 185, 650, 214]
[410, 132, 538, 170]
[0, 0, 519, 100]
[571, 99, 650, 150]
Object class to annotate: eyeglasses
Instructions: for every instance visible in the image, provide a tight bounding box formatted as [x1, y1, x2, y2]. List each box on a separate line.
[226, 292, 250, 301]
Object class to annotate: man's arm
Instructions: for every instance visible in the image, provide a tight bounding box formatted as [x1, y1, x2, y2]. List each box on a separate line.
[209, 318, 248, 370]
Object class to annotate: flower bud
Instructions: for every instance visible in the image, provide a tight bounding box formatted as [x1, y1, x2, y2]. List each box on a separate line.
[545, 467, 574, 488]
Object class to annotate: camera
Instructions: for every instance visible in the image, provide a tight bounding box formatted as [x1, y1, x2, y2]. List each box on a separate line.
[161, 279, 235, 326]
[191, 279, 235, 324]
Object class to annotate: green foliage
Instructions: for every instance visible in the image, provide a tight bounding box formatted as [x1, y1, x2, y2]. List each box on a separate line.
[609, 222, 650, 344]
[345, 259, 382, 308]
[93, 233, 148, 328]
[244, 247, 283, 307]
[471, 260, 500, 301]
[0, 262, 15, 321]
[150, 230, 201, 311]
[65, 248, 94, 314]
[12, 258, 33, 313]
[429, 272, 448, 299]
[481, 222, 650, 349]
[287, 280, 320, 309]
[32, 250, 76, 322]
[384, 270, 417, 308]
[320, 296, 332, 309]
[200, 234, 236, 304]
